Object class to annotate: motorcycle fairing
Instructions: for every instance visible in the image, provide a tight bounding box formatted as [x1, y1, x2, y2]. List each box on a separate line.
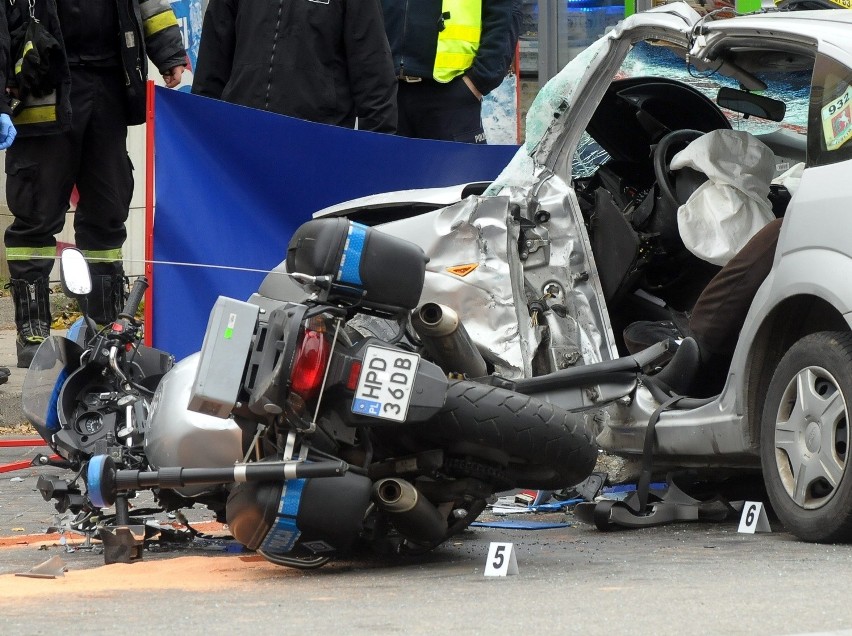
[22, 336, 84, 441]
[144, 353, 244, 496]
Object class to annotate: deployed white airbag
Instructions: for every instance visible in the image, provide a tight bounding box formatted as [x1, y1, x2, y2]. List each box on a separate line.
[672, 129, 776, 266]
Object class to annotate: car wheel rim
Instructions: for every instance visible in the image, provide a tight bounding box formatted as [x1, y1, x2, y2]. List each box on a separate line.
[773, 366, 849, 510]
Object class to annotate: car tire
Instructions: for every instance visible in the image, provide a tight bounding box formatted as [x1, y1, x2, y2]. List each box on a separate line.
[760, 331, 852, 542]
[411, 379, 599, 490]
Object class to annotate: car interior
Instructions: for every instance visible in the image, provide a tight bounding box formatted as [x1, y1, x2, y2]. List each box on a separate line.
[573, 39, 815, 395]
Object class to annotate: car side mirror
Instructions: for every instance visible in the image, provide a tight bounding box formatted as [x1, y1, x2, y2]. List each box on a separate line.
[59, 248, 92, 298]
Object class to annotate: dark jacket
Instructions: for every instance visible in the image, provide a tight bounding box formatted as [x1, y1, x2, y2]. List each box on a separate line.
[381, 0, 512, 96]
[191, 0, 397, 134]
[1, 0, 186, 134]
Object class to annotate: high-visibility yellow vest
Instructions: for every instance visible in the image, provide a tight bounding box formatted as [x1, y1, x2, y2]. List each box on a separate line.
[434, 0, 482, 83]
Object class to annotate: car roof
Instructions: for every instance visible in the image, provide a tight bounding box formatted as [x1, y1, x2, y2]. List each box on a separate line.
[715, 8, 852, 36]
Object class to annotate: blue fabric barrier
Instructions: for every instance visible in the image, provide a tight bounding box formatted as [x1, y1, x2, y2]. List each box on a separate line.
[152, 88, 518, 359]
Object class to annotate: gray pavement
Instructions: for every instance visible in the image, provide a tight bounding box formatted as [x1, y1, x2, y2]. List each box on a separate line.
[0, 295, 25, 428]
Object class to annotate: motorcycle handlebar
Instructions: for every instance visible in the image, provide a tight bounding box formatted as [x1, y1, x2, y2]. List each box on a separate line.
[119, 276, 149, 320]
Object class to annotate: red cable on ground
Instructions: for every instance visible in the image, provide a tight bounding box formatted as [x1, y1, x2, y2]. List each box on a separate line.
[0, 439, 46, 448]
[144, 79, 156, 347]
[0, 457, 59, 474]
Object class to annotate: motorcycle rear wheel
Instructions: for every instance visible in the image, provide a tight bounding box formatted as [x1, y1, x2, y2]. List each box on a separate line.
[412, 380, 598, 490]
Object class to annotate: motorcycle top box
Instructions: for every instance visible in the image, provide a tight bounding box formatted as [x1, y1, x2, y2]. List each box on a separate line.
[286, 218, 428, 313]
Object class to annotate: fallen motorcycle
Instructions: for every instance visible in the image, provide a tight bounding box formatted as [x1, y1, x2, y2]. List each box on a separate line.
[23, 220, 598, 567]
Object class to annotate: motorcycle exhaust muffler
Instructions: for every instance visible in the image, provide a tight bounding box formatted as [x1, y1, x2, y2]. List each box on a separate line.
[410, 302, 487, 378]
[372, 477, 448, 545]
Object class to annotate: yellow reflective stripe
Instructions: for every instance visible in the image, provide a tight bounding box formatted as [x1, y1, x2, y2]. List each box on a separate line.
[6, 247, 57, 260]
[80, 249, 123, 262]
[143, 11, 179, 38]
[13, 105, 57, 125]
[439, 24, 481, 43]
[435, 52, 476, 69]
[15, 41, 34, 76]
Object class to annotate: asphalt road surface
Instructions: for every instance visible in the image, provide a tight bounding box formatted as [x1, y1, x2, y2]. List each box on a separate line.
[2, 514, 852, 636]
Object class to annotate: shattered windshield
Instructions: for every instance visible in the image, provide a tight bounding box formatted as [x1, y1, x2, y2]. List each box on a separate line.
[487, 37, 613, 194]
[573, 41, 812, 179]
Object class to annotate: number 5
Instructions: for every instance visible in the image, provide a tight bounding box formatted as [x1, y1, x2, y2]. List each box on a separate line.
[492, 545, 506, 569]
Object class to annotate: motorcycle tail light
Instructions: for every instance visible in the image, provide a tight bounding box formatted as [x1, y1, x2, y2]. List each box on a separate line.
[289, 320, 330, 401]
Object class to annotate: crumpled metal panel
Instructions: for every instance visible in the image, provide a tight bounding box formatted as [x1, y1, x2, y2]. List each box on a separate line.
[374, 4, 703, 378]
[378, 183, 615, 377]
[382, 196, 530, 376]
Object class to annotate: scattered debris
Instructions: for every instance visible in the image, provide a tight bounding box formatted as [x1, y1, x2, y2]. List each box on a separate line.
[470, 520, 570, 530]
[15, 555, 68, 579]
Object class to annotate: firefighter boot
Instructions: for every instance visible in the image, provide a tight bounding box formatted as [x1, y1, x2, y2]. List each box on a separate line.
[6, 278, 51, 368]
[87, 266, 127, 327]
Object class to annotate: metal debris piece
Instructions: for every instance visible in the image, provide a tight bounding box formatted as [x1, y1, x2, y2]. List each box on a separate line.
[15, 555, 68, 579]
[99, 525, 146, 564]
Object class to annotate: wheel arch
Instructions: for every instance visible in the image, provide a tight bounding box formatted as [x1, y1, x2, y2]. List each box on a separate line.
[744, 294, 850, 450]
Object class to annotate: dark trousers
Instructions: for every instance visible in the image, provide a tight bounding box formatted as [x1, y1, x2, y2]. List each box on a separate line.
[689, 218, 783, 359]
[396, 76, 486, 144]
[4, 67, 133, 280]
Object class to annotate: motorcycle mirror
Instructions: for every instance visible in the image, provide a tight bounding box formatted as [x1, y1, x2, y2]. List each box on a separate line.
[59, 248, 93, 298]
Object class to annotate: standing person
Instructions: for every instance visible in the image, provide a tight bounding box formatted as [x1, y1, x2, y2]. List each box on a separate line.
[2, 0, 187, 368]
[382, 0, 513, 143]
[0, 106, 15, 385]
[191, 0, 397, 134]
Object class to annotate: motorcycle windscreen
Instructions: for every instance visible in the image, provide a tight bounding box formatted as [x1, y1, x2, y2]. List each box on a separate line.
[21, 336, 84, 440]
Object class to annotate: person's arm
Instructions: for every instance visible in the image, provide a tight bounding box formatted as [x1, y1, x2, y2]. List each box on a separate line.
[138, 0, 188, 79]
[464, 0, 513, 97]
[344, 0, 398, 133]
[0, 3, 11, 118]
[0, 4, 16, 148]
[192, 0, 238, 98]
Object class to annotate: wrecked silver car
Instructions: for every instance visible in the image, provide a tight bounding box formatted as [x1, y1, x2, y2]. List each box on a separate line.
[300, 3, 852, 542]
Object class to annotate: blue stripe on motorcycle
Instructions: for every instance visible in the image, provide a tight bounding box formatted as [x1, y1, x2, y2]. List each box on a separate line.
[87, 455, 108, 509]
[45, 366, 68, 432]
[337, 222, 366, 286]
[260, 478, 305, 554]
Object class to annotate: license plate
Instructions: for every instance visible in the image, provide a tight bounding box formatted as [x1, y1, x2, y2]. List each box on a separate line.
[351, 346, 420, 422]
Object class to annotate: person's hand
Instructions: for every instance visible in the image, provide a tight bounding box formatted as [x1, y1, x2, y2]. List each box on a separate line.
[162, 65, 186, 88]
[462, 75, 483, 101]
[0, 113, 17, 150]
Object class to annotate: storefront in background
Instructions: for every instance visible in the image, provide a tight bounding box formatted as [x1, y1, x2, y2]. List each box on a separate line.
[516, 0, 767, 130]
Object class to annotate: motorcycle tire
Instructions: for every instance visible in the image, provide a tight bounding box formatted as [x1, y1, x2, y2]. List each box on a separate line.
[411, 379, 598, 490]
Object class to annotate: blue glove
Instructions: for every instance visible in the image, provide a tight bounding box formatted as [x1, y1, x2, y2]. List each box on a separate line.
[0, 113, 17, 150]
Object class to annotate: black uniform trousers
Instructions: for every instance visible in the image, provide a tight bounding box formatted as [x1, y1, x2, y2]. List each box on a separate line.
[396, 76, 486, 144]
[4, 67, 133, 281]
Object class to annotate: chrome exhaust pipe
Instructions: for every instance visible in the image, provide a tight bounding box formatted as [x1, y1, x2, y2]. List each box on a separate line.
[372, 478, 447, 545]
[410, 302, 487, 378]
